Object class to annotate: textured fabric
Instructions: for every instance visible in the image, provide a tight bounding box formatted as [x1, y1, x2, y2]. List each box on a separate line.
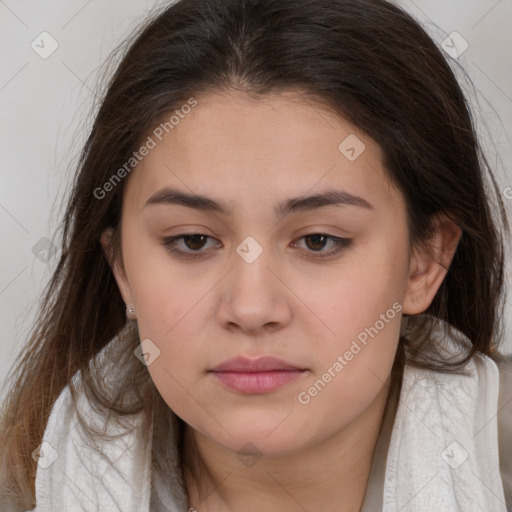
[31, 321, 510, 512]
[497, 356, 512, 509]
[383, 346, 507, 510]
[32, 382, 153, 512]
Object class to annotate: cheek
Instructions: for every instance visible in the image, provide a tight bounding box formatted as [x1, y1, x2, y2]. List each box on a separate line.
[295, 236, 406, 398]
[144, 357, 211, 433]
[123, 229, 213, 338]
[305, 238, 408, 340]
[294, 299, 401, 441]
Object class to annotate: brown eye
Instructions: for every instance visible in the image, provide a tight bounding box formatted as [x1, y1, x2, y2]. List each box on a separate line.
[162, 233, 220, 259]
[181, 234, 209, 251]
[293, 233, 352, 259]
[304, 234, 329, 251]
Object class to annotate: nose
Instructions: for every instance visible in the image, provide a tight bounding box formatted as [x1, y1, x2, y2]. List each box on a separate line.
[216, 243, 293, 335]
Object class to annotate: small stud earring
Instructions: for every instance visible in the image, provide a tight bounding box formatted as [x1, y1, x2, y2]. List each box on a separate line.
[126, 304, 137, 320]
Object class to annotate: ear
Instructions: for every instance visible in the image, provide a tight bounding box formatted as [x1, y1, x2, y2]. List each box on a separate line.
[402, 213, 462, 315]
[100, 227, 134, 307]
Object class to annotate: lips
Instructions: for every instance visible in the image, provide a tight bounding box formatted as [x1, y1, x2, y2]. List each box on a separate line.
[209, 356, 307, 393]
[210, 355, 304, 372]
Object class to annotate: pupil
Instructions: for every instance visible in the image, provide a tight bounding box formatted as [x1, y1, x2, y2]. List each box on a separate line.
[185, 234, 206, 250]
[306, 234, 326, 251]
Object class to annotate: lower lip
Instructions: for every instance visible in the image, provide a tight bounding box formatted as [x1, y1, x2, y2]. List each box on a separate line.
[210, 370, 305, 393]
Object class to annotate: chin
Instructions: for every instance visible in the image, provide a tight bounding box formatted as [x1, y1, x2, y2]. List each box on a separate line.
[224, 434, 305, 460]
[205, 417, 313, 458]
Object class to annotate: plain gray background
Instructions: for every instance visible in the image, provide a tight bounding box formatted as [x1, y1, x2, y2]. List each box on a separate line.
[1, 0, 511, 400]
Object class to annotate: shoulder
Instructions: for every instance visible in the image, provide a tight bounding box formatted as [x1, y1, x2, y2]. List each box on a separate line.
[496, 354, 512, 508]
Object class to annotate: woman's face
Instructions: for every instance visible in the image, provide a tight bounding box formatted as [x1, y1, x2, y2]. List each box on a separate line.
[106, 90, 436, 457]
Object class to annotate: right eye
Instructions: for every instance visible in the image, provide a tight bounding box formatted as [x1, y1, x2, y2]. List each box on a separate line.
[162, 233, 221, 259]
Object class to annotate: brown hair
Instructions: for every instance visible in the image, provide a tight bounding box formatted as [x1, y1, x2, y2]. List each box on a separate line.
[1, 0, 509, 508]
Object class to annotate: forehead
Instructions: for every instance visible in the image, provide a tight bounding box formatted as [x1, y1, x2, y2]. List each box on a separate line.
[124, 90, 401, 218]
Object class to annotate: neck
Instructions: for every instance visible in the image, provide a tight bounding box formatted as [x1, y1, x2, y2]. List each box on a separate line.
[182, 380, 392, 512]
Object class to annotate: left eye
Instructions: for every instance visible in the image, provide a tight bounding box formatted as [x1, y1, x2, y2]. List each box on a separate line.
[162, 233, 351, 259]
[291, 233, 351, 257]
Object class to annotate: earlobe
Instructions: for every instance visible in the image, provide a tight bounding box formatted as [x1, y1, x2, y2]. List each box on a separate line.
[402, 214, 462, 315]
[100, 227, 134, 307]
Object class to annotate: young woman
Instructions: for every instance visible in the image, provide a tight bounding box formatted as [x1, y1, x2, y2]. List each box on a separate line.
[1, 0, 511, 510]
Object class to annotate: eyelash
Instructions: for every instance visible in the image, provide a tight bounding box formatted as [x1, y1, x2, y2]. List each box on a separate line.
[161, 233, 352, 260]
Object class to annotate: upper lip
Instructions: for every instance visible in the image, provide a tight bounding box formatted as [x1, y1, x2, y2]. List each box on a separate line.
[210, 356, 304, 372]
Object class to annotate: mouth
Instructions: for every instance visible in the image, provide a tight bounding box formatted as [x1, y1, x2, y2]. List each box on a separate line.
[209, 356, 307, 394]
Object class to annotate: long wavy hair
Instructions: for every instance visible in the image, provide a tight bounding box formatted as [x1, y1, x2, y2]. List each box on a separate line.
[1, 0, 509, 509]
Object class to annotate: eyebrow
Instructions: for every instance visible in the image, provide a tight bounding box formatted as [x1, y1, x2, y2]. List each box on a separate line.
[144, 187, 373, 217]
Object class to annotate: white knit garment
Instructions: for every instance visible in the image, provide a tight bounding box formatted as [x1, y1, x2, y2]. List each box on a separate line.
[382, 349, 507, 511]
[32, 327, 507, 512]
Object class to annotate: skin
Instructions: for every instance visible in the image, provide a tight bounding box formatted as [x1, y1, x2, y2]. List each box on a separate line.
[102, 89, 461, 511]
